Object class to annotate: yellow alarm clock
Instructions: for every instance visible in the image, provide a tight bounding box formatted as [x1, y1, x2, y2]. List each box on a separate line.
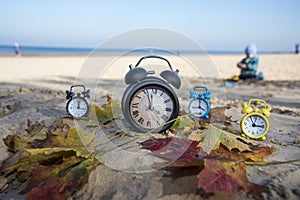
[240, 99, 271, 140]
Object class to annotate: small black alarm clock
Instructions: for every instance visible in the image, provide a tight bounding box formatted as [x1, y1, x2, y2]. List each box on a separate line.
[66, 85, 90, 118]
[121, 55, 181, 133]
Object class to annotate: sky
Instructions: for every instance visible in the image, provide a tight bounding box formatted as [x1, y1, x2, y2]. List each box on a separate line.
[0, 0, 299, 51]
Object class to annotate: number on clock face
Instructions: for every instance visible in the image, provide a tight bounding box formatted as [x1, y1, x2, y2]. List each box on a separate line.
[189, 98, 209, 117]
[67, 97, 88, 118]
[243, 115, 267, 136]
[129, 87, 174, 129]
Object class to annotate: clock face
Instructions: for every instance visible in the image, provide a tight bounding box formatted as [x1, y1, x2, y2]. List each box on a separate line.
[129, 86, 176, 130]
[67, 97, 88, 118]
[188, 98, 209, 118]
[242, 114, 268, 137]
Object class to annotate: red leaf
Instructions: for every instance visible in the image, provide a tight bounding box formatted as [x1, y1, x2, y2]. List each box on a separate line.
[140, 137, 172, 151]
[141, 137, 206, 167]
[198, 159, 264, 196]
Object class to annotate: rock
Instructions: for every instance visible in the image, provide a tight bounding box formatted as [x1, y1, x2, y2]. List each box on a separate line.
[261, 192, 268, 200]
[269, 138, 287, 146]
[0, 177, 8, 191]
[293, 139, 300, 144]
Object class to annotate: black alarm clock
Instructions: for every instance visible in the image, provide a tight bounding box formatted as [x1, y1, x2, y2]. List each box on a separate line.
[66, 85, 90, 118]
[121, 55, 181, 133]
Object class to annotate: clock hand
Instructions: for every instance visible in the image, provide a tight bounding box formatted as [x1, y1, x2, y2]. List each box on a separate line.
[154, 108, 160, 115]
[255, 125, 264, 128]
[250, 116, 254, 124]
[254, 116, 258, 123]
[150, 94, 153, 108]
[149, 109, 161, 125]
[198, 99, 202, 109]
[147, 94, 152, 109]
[77, 100, 81, 109]
[197, 100, 206, 111]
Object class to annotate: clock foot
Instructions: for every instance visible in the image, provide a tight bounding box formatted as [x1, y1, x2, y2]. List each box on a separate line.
[261, 136, 266, 141]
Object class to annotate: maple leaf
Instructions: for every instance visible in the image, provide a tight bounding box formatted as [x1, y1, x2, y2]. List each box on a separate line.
[243, 146, 277, 162]
[200, 125, 254, 154]
[207, 144, 276, 163]
[198, 145, 275, 197]
[141, 137, 206, 167]
[87, 95, 121, 126]
[140, 136, 276, 197]
[197, 159, 264, 196]
[1, 118, 98, 200]
[171, 115, 197, 132]
[188, 130, 206, 142]
[25, 157, 95, 200]
[3, 120, 48, 153]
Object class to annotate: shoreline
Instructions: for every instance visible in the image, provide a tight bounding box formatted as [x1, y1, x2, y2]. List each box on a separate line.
[0, 54, 299, 83]
[0, 52, 296, 57]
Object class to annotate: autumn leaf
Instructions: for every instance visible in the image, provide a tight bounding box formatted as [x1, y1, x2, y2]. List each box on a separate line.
[197, 159, 264, 196]
[1, 118, 99, 200]
[140, 137, 173, 151]
[207, 144, 276, 163]
[43, 125, 90, 157]
[243, 146, 277, 162]
[25, 157, 95, 200]
[171, 115, 197, 132]
[198, 145, 275, 197]
[1, 148, 77, 178]
[3, 120, 48, 152]
[4, 135, 35, 153]
[200, 125, 254, 154]
[140, 136, 276, 197]
[141, 137, 206, 167]
[87, 95, 121, 126]
[188, 130, 205, 142]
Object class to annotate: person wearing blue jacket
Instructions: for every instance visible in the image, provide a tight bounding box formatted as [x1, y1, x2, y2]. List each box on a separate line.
[237, 44, 259, 80]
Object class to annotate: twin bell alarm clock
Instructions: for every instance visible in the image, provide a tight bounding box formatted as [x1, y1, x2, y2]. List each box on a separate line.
[188, 86, 211, 118]
[121, 55, 181, 133]
[66, 85, 90, 118]
[240, 99, 271, 140]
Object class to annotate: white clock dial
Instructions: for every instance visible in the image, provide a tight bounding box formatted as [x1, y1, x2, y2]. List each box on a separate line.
[67, 97, 88, 118]
[243, 115, 267, 137]
[189, 98, 209, 118]
[129, 87, 174, 129]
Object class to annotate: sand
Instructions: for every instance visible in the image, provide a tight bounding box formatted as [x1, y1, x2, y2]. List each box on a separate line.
[0, 54, 299, 199]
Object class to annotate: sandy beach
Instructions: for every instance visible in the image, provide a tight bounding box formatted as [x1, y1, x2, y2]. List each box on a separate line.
[0, 54, 300, 199]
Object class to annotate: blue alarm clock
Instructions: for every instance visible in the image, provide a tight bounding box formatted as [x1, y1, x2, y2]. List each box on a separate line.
[188, 86, 211, 118]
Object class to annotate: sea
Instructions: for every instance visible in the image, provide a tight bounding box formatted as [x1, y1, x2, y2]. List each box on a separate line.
[0, 45, 283, 56]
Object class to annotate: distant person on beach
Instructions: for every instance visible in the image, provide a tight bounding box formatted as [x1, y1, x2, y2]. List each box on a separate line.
[295, 43, 299, 54]
[236, 44, 259, 80]
[14, 42, 21, 55]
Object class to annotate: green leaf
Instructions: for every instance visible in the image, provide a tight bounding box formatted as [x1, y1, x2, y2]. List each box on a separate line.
[87, 95, 121, 126]
[171, 115, 197, 132]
